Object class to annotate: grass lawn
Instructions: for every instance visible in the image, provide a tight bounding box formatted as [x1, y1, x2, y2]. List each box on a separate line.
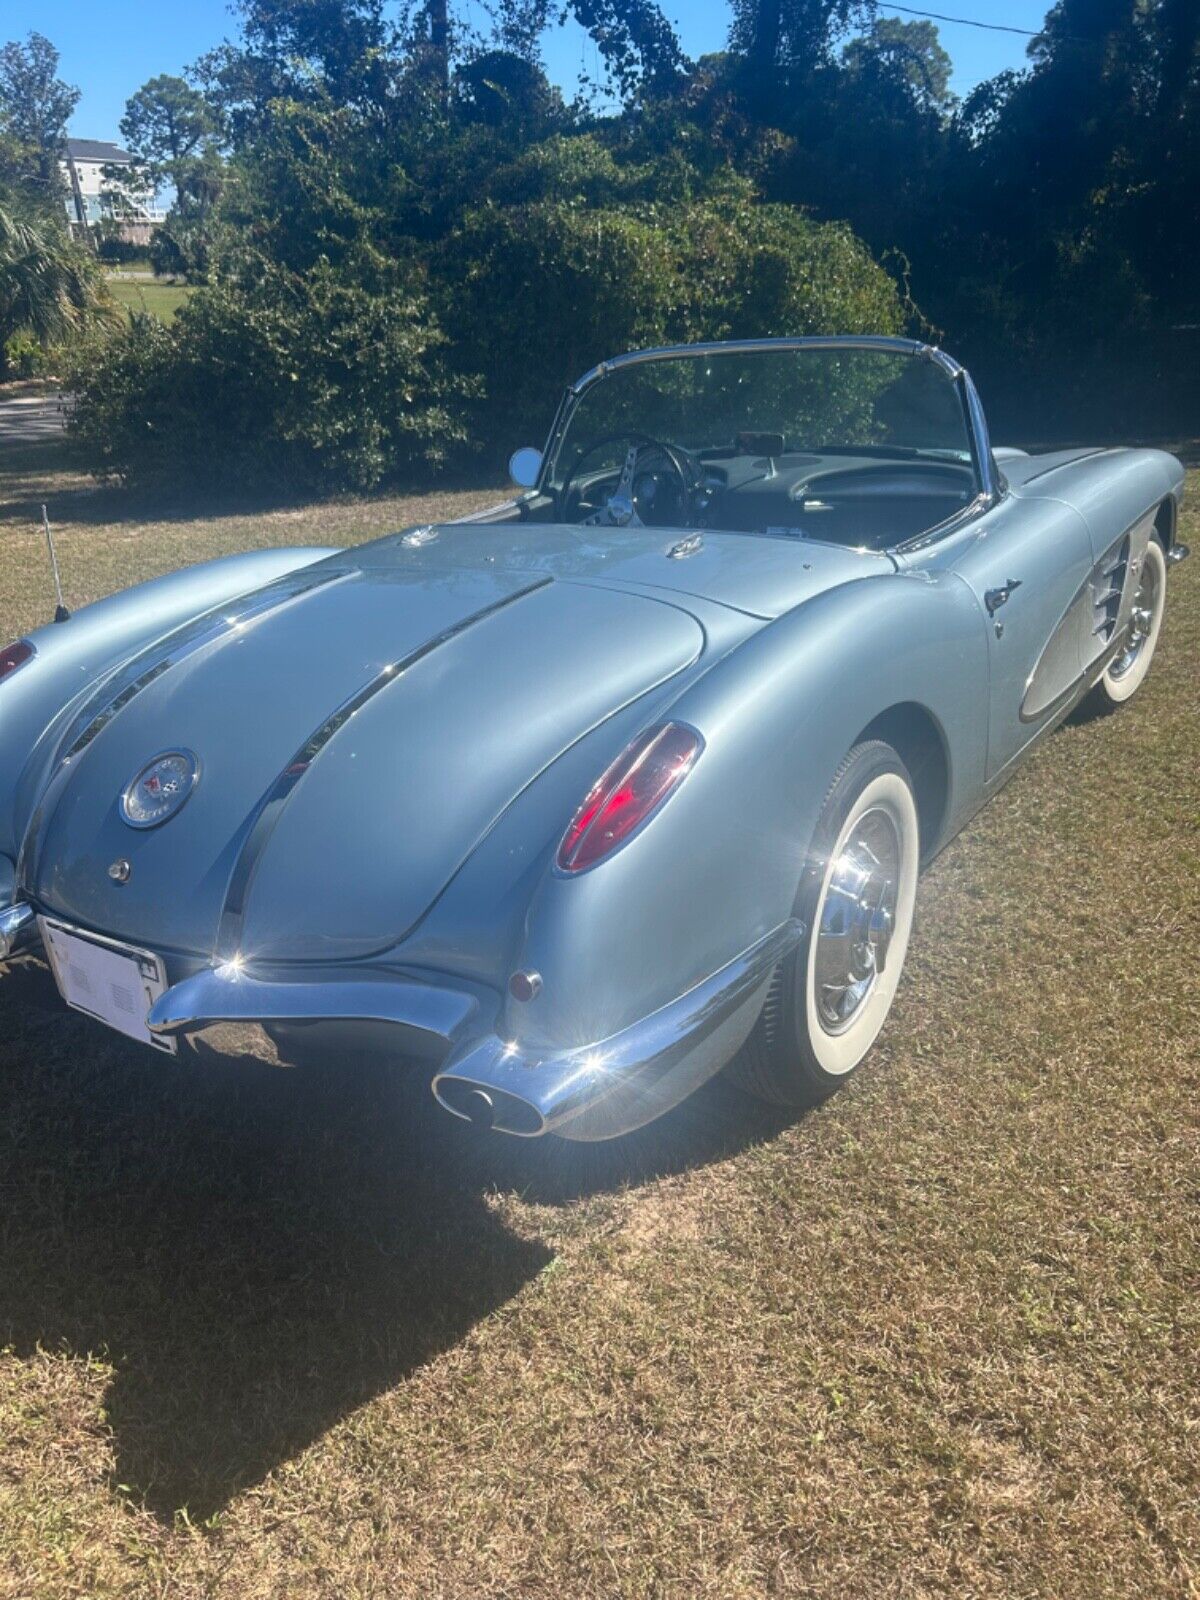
[105, 276, 193, 324]
[0, 435, 1196, 1598]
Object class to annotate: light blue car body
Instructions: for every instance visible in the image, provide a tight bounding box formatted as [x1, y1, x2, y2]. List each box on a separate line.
[0, 338, 1187, 1139]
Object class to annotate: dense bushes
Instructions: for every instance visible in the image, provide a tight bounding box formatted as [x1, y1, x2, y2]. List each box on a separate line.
[18, 0, 1200, 488]
[441, 187, 902, 460]
[69, 259, 469, 492]
[50, 7, 958, 494]
[69, 130, 903, 491]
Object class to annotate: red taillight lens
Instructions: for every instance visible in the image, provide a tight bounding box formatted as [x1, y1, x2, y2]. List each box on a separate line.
[0, 641, 34, 683]
[557, 722, 703, 873]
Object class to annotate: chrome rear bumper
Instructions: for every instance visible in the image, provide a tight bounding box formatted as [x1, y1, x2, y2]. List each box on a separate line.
[145, 962, 487, 1064]
[3, 903, 800, 1141]
[150, 922, 802, 1139]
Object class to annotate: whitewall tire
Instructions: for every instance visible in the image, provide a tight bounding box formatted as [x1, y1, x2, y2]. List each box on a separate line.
[730, 740, 920, 1107]
[1093, 534, 1167, 707]
[802, 769, 919, 1077]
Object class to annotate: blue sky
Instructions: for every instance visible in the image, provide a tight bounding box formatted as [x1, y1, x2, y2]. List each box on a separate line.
[7, 0, 1053, 147]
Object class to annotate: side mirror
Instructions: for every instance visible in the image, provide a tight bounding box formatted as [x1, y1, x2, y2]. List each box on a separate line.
[508, 447, 543, 490]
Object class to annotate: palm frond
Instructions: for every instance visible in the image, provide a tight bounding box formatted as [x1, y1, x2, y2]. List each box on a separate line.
[0, 202, 117, 350]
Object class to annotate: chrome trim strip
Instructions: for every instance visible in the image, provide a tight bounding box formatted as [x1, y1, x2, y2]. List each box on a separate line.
[213, 577, 553, 960]
[454, 496, 528, 523]
[433, 918, 804, 1141]
[568, 336, 954, 397]
[1018, 508, 1156, 724]
[892, 489, 994, 556]
[15, 568, 348, 897]
[961, 366, 999, 504]
[147, 962, 484, 1044]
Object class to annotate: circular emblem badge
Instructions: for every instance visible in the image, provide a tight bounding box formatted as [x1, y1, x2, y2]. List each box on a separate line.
[121, 750, 200, 829]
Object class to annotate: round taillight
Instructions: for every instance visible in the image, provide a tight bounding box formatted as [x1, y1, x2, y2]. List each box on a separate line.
[508, 970, 543, 1002]
[0, 640, 35, 683]
[557, 722, 703, 873]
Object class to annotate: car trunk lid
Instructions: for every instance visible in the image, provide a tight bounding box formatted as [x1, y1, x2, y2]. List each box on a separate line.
[31, 564, 703, 960]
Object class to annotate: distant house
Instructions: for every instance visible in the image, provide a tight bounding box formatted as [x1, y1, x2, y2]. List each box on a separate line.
[61, 139, 165, 246]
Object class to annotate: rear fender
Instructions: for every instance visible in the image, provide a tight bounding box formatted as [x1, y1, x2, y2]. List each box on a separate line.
[499, 570, 988, 1053]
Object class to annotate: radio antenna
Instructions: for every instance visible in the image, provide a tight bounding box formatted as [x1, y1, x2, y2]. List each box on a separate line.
[40, 505, 70, 623]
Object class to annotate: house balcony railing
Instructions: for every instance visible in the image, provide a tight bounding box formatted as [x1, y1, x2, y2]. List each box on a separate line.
[103, 202, 168, 224]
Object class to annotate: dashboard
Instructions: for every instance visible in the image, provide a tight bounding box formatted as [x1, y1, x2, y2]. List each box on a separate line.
[692, 451, 977, 548]
[562, 448, 977, 550]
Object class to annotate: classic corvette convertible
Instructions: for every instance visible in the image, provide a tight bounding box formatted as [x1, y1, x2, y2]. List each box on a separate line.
[0, 337, 1188, 1140]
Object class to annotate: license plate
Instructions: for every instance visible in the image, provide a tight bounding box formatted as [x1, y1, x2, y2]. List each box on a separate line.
[39, 917, 176, 1055]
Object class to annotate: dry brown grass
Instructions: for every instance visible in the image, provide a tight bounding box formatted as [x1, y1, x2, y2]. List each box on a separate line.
[0, 436, 502, 639]
[0, 437, 1196, 1599]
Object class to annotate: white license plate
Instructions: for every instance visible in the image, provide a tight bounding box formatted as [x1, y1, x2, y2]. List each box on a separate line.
[39, 917, 176, 1054]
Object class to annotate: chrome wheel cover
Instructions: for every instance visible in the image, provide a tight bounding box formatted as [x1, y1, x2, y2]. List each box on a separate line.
[1109, 549, 1162, 681]
[813, 806, 900, 1035]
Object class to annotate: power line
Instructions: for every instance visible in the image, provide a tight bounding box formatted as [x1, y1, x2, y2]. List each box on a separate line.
[877, 4, 1047, 38]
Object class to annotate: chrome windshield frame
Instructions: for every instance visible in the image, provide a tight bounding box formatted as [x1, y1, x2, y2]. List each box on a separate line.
[535, 336, 1001, 542]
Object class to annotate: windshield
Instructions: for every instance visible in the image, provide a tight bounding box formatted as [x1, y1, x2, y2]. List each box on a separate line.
[538, 345, 978, 550]
[551, 346, 972, 485]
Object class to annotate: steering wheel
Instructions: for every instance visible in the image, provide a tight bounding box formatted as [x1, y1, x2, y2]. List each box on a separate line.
[560, 432, 696, 529]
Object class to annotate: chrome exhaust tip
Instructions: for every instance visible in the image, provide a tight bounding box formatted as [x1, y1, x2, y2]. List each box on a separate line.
[433, 1073, 546, 1136]
[431, 921, 804, 1141]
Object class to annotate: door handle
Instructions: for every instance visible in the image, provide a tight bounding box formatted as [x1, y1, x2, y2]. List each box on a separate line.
[984, 578, 1023, 616]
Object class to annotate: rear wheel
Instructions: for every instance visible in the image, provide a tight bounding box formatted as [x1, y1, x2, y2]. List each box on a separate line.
[1085, 533, 1167, 711]
[730, 740, 919, 1106]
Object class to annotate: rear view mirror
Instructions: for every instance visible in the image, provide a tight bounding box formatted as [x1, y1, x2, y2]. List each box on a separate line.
[508, 447, 543, 490]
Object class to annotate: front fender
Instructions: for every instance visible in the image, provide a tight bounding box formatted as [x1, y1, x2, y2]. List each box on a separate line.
[0, 547, 338, 867]
[502, 569, 988, 1052]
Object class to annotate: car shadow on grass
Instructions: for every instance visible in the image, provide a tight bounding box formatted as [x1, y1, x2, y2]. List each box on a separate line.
[0, 957, 793, 1522]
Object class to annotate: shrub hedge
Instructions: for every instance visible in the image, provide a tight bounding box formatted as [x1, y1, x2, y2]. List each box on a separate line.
[68, 138, 904, 494]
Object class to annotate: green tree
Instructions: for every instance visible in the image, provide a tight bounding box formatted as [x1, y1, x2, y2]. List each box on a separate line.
[121, 75, 219, 182]
[842, 17, 953, 115]
[120, 74, 226, 277]
[729, 0, 875, 72]
[453, 50, 565, 131]
[198, 0, 684, 135]
[0, 32, 78, 202]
